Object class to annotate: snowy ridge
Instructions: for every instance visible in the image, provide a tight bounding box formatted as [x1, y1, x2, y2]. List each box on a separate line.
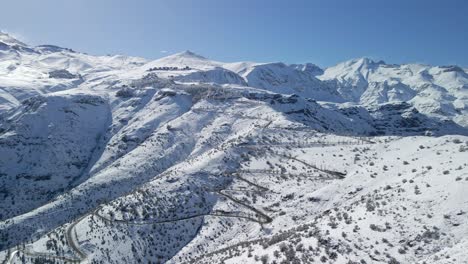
[320, 57, 468, 127]
[0, 33, 467, 264]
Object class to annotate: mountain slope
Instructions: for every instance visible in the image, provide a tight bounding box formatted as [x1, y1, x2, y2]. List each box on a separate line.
[0, 93, 111, 220]
[0, 32, 467, 264]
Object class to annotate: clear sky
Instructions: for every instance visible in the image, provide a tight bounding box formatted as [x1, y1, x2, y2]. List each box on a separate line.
[1, 0, 467, 67]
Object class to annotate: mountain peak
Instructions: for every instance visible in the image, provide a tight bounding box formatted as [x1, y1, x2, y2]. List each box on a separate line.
[355, 57, 385, 66]
[35, 45, 75, 53]
[0, 30, 27, 46]
[335, 57, 387, 71]
[290, 63, 324, 76]
[174, 50, 207, 60]
[145, 50, 216, 70]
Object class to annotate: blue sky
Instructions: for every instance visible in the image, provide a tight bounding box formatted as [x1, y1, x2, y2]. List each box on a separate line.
[1, 0, 467, 67]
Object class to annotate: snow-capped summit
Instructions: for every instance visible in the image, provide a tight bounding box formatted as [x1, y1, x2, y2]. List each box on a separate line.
[35, 44, 75, 54]
[321, 57, 385, 80]
[178, 50, 207, 60]
[346, 57, 385, 66]
[0, 31, 27, 47]
[290, 62, 324, 76]
[144, 50, 214, 70]
[166, 50, 210, 63]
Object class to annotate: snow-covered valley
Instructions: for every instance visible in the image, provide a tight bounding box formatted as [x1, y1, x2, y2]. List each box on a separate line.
[0, 31, 467, 264]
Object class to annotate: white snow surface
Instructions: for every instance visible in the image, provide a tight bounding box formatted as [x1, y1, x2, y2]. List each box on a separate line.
[0, 32, 467, 264]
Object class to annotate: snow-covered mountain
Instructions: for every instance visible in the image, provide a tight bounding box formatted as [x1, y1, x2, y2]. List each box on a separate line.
[320, 58, 468, 127]
[0, 31, 467, 264]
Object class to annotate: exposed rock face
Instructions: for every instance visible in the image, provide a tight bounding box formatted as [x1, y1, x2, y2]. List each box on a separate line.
[48, 69, 79, 79]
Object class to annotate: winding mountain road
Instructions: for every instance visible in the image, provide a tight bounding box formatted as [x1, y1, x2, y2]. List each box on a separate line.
[5, 184, 272, 264]
[5, 208, 98, 264]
